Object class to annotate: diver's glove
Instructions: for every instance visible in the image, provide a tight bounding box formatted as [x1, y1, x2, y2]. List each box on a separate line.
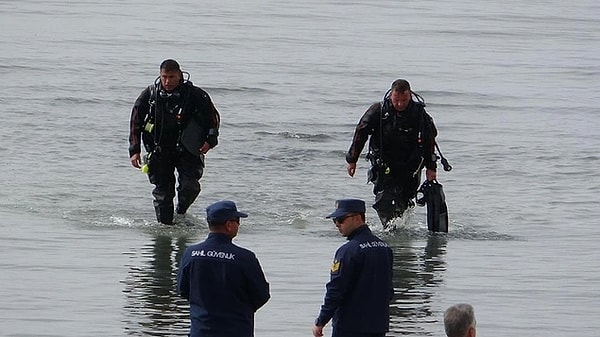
[207, 128, 219, 148]
[207, 135, 218, 148]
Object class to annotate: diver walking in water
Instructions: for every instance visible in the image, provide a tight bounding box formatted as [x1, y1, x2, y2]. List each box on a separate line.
[345, 79, 440, 229]
[128, 59, 220, 225]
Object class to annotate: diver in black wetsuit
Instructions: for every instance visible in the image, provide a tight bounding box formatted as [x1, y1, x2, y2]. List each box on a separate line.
[345, 79, 438, 228]
[129, 59, 220, 225]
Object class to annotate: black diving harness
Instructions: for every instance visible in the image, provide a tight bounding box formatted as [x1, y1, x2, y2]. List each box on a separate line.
[142, 73, 192, 168]
[144, 73, 192, 152]
[368, 89, 452, 181]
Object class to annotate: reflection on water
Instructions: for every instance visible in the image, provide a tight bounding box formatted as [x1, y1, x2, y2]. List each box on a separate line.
[387, 233, 448, 336]
[122, 234, 193, 336]
[121, 229, 447, 336]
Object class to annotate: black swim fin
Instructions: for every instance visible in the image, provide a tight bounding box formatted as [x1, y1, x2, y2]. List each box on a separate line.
[418, 180, 449, 233]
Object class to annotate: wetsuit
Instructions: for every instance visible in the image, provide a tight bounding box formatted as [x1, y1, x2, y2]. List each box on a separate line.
[315, 225, 394, 337]
[346, 99, 437, 226]
[177, 233, 270, 337]
[129, 81, 220, 224]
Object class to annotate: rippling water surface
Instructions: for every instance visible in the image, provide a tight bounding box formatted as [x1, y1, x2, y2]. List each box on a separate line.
[1, 0, 599, 336]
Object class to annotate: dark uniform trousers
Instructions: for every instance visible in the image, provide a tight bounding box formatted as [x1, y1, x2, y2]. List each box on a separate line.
[147, 146, 204, 224]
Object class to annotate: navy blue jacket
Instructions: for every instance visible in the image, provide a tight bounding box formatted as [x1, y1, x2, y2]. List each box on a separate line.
[316, 225, 394, 334]
[177, 233, 270, 337]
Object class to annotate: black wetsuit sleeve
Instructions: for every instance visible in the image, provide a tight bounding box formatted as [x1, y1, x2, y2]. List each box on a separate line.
[204, 93, 220, 148]
[423, 111, 438, 171]
[345, 103, 381, 164]
[128, 87, 151, 157]
[193, 87, 221, 148]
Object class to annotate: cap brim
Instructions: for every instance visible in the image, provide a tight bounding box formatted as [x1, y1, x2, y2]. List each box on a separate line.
[236, 211, 248, 218]
[325, 210, 348, 219]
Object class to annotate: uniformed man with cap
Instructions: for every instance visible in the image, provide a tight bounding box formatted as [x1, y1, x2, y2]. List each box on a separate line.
[312, 199, 394, 337]
[177, 200, 270, 337]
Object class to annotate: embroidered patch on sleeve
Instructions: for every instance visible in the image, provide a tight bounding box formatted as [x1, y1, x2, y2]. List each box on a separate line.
[330, 259, 341, 274]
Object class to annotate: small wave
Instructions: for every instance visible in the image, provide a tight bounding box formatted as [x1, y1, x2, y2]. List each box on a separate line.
[375, 211, 520, 242]
[0, 64, 48, 72]
[255, 131, 334, 142]
[52, 96, 106, 105]
[98, 216, 204, 239]
[204, 85, 275, 95]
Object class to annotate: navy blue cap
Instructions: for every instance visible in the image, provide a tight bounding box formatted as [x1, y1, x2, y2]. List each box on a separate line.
[326, 199, 366, 218]
[206, 200, 248, 223]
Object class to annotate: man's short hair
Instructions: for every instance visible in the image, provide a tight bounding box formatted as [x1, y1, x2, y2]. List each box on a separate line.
[391, 79, 411, 93]
[160, 59, 181, 72]
[444, 303, 476, 337]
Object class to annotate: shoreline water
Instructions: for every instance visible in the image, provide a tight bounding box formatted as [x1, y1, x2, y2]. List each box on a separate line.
[2, 0, 599, 335]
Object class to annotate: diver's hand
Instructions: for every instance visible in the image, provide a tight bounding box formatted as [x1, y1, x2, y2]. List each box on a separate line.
[130, 153, 142, 169]
[346, 162, 356, 177]
[426, 168, 437, 181]
[312, 325, 324, 337]
[200, 142, 211, 154]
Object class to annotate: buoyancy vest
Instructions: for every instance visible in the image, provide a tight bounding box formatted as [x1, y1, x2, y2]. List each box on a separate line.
[143, 81, 193, 152]
[369, 99, 434, 175]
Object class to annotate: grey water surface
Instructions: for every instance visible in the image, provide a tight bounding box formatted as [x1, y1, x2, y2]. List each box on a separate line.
[1, 0, 599, 336]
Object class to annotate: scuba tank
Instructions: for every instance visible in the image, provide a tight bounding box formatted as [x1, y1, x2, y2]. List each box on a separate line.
[416, 179, 449, 233]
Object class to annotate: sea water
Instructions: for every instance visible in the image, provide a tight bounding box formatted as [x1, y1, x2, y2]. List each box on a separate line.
[1, 0, 599, 336]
